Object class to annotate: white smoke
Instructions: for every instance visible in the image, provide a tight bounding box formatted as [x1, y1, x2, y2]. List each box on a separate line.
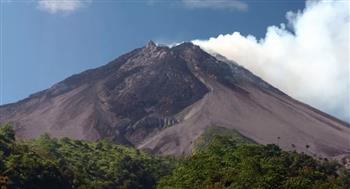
[192, 0, 350, 122]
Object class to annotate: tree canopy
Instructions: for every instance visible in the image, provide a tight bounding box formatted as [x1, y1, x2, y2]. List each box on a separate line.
[0, 124, 348, 189]
[157, 135, 350, 189]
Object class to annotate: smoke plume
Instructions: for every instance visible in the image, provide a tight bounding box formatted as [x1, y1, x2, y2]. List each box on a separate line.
[192, 0, 350, 122]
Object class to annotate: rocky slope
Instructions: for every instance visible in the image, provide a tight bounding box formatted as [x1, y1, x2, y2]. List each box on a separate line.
[0, 41, 349, 159]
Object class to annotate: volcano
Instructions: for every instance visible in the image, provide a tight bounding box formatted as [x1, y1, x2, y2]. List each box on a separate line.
[1, 41, 349, 159]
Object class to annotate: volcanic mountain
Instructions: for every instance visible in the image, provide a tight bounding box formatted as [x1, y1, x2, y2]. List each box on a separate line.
[0, 41, 349, 159]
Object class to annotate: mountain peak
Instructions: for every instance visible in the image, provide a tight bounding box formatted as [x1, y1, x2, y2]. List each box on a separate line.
[174, 42, 199, 50]
[1, 41, 349, 158]
[145, 40, 157, 49]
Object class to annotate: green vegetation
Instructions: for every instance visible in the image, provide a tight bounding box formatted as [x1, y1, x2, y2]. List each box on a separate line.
[193, 126, 254, 152]
[0, 124, 349, 189]
[158, 135, 350, 189]
[0, 124, 174, 189]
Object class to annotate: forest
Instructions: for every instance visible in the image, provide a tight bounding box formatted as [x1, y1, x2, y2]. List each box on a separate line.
[0, 124, 349, 189]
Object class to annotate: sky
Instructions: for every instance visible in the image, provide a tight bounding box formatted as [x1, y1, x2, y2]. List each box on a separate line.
[0, 0, 349, 122]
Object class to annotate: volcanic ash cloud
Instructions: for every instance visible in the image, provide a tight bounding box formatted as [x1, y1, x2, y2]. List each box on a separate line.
[192, 0, 350, 122]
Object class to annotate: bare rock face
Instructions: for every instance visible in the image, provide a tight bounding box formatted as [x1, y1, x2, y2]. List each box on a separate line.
[1, 41, 349, 159]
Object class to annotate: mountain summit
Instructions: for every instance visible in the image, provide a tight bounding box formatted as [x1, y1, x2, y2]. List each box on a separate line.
[1, 42, 349, 159]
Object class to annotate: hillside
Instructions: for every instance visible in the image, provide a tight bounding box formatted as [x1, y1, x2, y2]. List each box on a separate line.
[0, 41, 349, 160]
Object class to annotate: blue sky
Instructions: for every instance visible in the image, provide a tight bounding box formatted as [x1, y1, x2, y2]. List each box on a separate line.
[0, 0, 350, 122]
[3, 0, 349, 123]
[0, 0, 305, 105]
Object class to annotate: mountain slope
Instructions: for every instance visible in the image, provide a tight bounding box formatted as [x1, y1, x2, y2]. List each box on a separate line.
[0, 41, 349, 159]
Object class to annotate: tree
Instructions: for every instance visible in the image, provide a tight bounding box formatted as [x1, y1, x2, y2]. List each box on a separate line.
[114, 156, 155, 189]
[0, 124, 15, 142]
[157, 136, 349, 189]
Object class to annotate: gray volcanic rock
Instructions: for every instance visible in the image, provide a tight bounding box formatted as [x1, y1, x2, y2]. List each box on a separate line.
[0, 41, 349, 159]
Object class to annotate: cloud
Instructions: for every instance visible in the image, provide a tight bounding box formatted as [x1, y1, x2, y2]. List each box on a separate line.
[192, 0, 350, 122]
[37, 0, 91, 14]
[182, 0, 248, 11]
